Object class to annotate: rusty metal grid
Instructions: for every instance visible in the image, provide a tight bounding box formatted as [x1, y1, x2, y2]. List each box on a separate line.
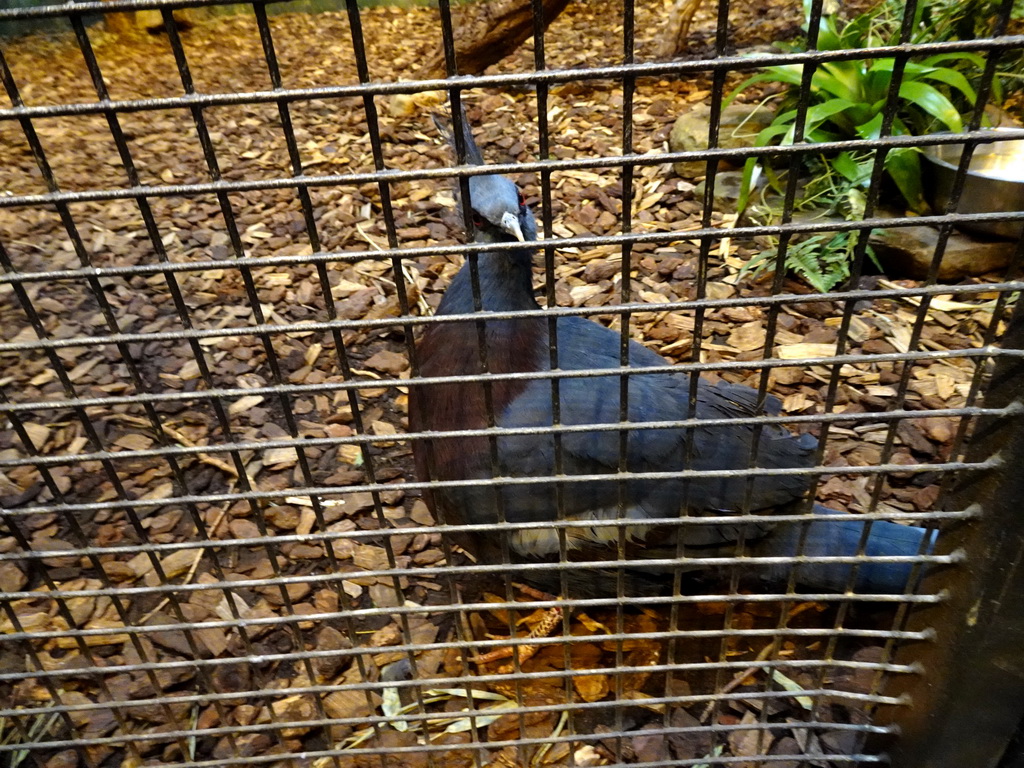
[0, 0, 1022, 766]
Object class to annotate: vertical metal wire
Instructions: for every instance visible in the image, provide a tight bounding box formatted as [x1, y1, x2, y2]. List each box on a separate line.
[155, 13, 350, 762]
[728, 0, 832, 749]
[250, 7, 391, 761]
[798, 0, 928, 717]
[63, 13, 306, 763]
[332, 6, 448, 762]
[529, 0, 579, 744]
[857, 0, 1017, 721]
[701, 0, 756, 745]
[434, 3, 530, 761]
[662, 0, 736, 736]
[611, 0, 637, 761]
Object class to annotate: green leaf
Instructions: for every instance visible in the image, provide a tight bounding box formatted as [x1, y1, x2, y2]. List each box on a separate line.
[921, 51, 988, 70]
[815, 21, 844, 52]
[863, 64, 895, 103]
[801, 97, 860, 138]
[736, 157, 760, 212]
[917, 66, 978, 104]
[815, 63, 864, 101]
[839, 12, 873, 48]
[854, 112, 884, 140]
[748, 65, 806, 89]
[738, 246, 774, 280]
[831, 151, 870, 183]
[885, 147, 927, 212]
[787, 240, 834, 292]
[755, 119, 800, 146]
[890, 115, 912, 136]
[846, 186, 868, 218]
[724, 66, 803, 108]
[898, 80, 964, 132]
[866, 242, 883, 272]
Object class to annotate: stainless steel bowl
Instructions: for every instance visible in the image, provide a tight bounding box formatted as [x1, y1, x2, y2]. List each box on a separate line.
[922, 127, 1024, 240]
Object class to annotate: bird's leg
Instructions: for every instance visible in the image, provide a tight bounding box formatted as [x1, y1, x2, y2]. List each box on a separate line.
[473, 583, 564, 667]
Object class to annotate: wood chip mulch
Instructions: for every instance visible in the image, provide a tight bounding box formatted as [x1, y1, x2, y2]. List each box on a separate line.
[0, 1, 1014, 766]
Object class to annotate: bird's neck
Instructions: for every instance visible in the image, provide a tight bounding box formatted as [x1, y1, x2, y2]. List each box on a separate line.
[437, 247, 538, 315]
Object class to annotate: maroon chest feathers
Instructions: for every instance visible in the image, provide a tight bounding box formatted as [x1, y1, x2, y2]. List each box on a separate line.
[409, 316, 546, 481]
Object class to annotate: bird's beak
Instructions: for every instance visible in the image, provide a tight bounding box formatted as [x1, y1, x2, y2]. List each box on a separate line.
[499, 211, 525, 242]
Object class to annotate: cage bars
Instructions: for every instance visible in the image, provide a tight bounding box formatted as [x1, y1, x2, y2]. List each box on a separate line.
[0, 0, 1021, 765]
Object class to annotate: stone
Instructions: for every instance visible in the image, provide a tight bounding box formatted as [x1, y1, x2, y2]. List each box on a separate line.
[869, 223, 1017, 280]
[135, 8, 203, 32]
[669, 102, 775, 177]
[692, 170, 747, 208]
[767, 736, 804, 768]
[784, 207, 1017, 281]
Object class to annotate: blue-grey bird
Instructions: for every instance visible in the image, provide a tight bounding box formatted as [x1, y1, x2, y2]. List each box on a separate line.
[410, 109, 934, 597]
[431, 110, 538, 246]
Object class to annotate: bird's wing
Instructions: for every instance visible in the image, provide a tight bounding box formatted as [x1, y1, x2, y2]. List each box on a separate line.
[494, 317, 816, 527]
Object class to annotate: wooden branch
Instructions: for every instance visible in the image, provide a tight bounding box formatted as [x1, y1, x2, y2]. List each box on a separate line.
[661, 0, 707, 57]
[416, 0, 573, 80]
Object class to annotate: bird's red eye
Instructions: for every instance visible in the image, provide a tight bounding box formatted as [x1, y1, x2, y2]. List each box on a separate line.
[471, 213, 485, 228]
[517, 191, 526, 207]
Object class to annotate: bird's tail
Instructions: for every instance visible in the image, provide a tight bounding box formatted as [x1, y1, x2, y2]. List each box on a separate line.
[432, 103, 485, 165]
[753, 504, 937, 594]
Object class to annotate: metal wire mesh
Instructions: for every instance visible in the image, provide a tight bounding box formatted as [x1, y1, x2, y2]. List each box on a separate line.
[0, 0, 1022, 766]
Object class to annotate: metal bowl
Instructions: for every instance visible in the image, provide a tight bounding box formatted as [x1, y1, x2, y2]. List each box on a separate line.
[922, 127, 1024, 240]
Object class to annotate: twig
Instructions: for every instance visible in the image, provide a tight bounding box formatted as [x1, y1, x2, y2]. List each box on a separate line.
[106, 413, 241, 480]
[139, 499, 233, 624]
[354, 222, 433, 315]
[700, 638, 781, 722]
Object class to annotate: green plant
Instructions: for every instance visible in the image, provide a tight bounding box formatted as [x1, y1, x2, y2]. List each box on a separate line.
[726, 0, 989, 213]
[722, 0, 1000, 293]
[743, 151, 880, 292]
[918, 0, 1024, 97]
[0, 707, 61, 768]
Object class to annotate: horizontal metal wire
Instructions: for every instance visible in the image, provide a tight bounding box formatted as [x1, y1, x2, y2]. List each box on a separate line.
[0, 457, 997, 523]
[0, 39, 1021, 124]
[0, 714, 897, 761]
[0, 614, 938, 666]
[0, 658, 916, 724]
[0, 0, 244, 17]
[0, 406, 1007, 476]
[84, 754, 884, 768]
[6, 134, 1024, 219]
[0, 659, 926, 728]
[2, 724, 890, 768]
[0, 581, 944, 644]
[0, 212, 1020, 288]
[0, 627, 932, 691]
[0, 729, 897, 765]
[0, 548, 959, 604]
[0, 508, 975, 566]
[0, 586, 949, 643]
[0, 713, 897, 765]
[0, 306, 1014, 379]
[0, 343, 1012, 418]
[0, 685, 904, 739]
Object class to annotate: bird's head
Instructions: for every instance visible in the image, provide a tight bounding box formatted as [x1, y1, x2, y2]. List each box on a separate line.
[465, 173, 538, 244]
[433, 108, 538, 245]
